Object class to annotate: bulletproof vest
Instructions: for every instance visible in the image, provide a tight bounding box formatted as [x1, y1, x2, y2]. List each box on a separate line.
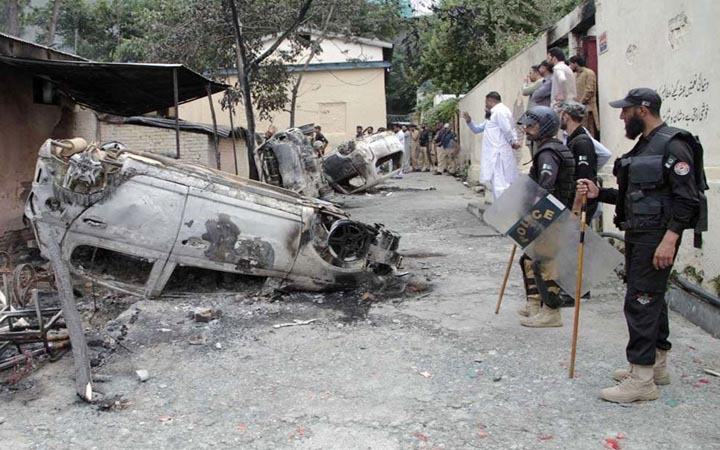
[614, 126, 707, 246]
[531, 138, 576, 208]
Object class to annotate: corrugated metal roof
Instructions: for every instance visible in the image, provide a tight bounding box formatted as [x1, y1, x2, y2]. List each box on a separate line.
[118, 116, 246, 139]
[0, 56, 228, 117]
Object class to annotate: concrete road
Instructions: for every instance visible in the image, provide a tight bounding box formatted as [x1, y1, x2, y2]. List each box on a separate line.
[2, 172, 719, 450]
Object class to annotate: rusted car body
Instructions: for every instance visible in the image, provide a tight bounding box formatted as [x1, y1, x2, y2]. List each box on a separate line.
[25, 139, 401, 298]
[322, 132, 404, 194]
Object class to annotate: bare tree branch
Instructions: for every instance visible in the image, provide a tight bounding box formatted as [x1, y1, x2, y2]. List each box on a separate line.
[251, 0, 313, 67]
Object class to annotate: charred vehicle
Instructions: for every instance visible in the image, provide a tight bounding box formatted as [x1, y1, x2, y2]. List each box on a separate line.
[255, 127, 330, 199]
[322, 132, 404, 194]
[25, 139, 402, 299]
[255, 129, 404, 196]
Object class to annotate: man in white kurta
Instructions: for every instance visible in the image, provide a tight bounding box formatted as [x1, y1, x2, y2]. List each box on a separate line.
[462, 91, 520, 200]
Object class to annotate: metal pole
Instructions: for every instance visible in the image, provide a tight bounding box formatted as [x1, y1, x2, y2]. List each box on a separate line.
[569, 194, 588, 378]
[229, 108, 239, 175]
[173, 67, 180, 159]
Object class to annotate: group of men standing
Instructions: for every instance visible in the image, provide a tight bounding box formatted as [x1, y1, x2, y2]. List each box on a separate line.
[464, 48, 704, 405]
[521, 48, 599, 138]
[387, 122, 460, 178]
[515, 89, 702, 404]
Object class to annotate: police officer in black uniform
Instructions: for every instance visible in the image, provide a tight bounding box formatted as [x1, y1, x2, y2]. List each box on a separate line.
[576, 88, 701, 403]
[560, 101, 598, 223]
[515, 105, 576, 327]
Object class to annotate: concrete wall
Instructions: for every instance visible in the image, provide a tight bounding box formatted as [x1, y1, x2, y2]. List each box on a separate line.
[0, 69, 63, 234]
[180, 67, 388, 148]
[457, 38, 548, 187]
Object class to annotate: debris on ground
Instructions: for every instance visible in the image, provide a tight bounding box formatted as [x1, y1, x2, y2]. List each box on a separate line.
[135, 370, 150, 382]
[273, 319, 318, 329]
[404, 275, 431, 294]
[97, 395, 132, 411]
[188, 335, 207, 346]
[192, 307, 221, 323]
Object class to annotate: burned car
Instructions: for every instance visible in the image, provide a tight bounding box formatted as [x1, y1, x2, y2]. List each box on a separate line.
[322, 132, 404, 194]
[255, 128, 404, 196]
[255, 127, 330, 199]
[25, 139, 401, 298]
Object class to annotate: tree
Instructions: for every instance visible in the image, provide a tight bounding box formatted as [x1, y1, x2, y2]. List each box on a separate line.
[287, 4, 335, 127]
[392, 0, 584, 113]
[1, 0, 28, 36]
[225, 0, 313, 180]
[30, 0, 155, 60]
[45, 0, 62, 45]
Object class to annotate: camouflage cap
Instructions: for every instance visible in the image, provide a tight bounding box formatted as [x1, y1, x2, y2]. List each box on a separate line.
[559, 101, 587, 119]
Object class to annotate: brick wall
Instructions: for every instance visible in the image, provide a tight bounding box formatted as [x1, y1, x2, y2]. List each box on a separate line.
[99, 123, 213, 166]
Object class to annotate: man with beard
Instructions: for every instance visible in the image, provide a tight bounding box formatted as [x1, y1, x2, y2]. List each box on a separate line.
[515, 106, 576, 327]
[576, 88, 701, 403]
[559, 101, 598, 223]
[569, 55, 600, 138]
[463, 91, 520, 200]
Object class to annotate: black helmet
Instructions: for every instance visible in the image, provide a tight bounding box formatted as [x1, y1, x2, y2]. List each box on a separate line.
[517, 106, 560, 139]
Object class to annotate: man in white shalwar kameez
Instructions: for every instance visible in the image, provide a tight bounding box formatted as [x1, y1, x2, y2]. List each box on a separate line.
[462, 91, 520, 200]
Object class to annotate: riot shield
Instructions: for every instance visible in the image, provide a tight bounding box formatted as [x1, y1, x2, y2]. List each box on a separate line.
[484, 175, 623, 295]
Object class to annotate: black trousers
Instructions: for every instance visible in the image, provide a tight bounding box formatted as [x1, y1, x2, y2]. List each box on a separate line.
[623, 232, 676, 365]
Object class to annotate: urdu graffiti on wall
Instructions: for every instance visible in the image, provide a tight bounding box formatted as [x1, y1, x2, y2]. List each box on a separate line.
[658, 73, 710, 100]
[659, 73, 711, 125]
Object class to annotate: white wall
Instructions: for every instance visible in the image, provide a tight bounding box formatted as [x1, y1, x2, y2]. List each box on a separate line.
[262, 35, 387, 64]
[457, 38, 548, 188]
[594, 0, 720, 284]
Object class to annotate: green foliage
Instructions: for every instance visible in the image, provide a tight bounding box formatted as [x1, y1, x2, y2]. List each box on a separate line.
[387, 0, 584, 114]
[29, 0, 158, 61]
[347, 0, 405, 40]
[424, 98, 458, 125]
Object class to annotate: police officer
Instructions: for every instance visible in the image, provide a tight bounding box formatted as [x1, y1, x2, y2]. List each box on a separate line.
[576, 88, 701, 403]
[559, 101, 598, 223]
[515, 106, 576, 327]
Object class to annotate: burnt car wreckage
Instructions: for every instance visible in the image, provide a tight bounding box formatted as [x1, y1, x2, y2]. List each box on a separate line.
[256, 128, 404, 195]
[23, 138, 403, 400]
